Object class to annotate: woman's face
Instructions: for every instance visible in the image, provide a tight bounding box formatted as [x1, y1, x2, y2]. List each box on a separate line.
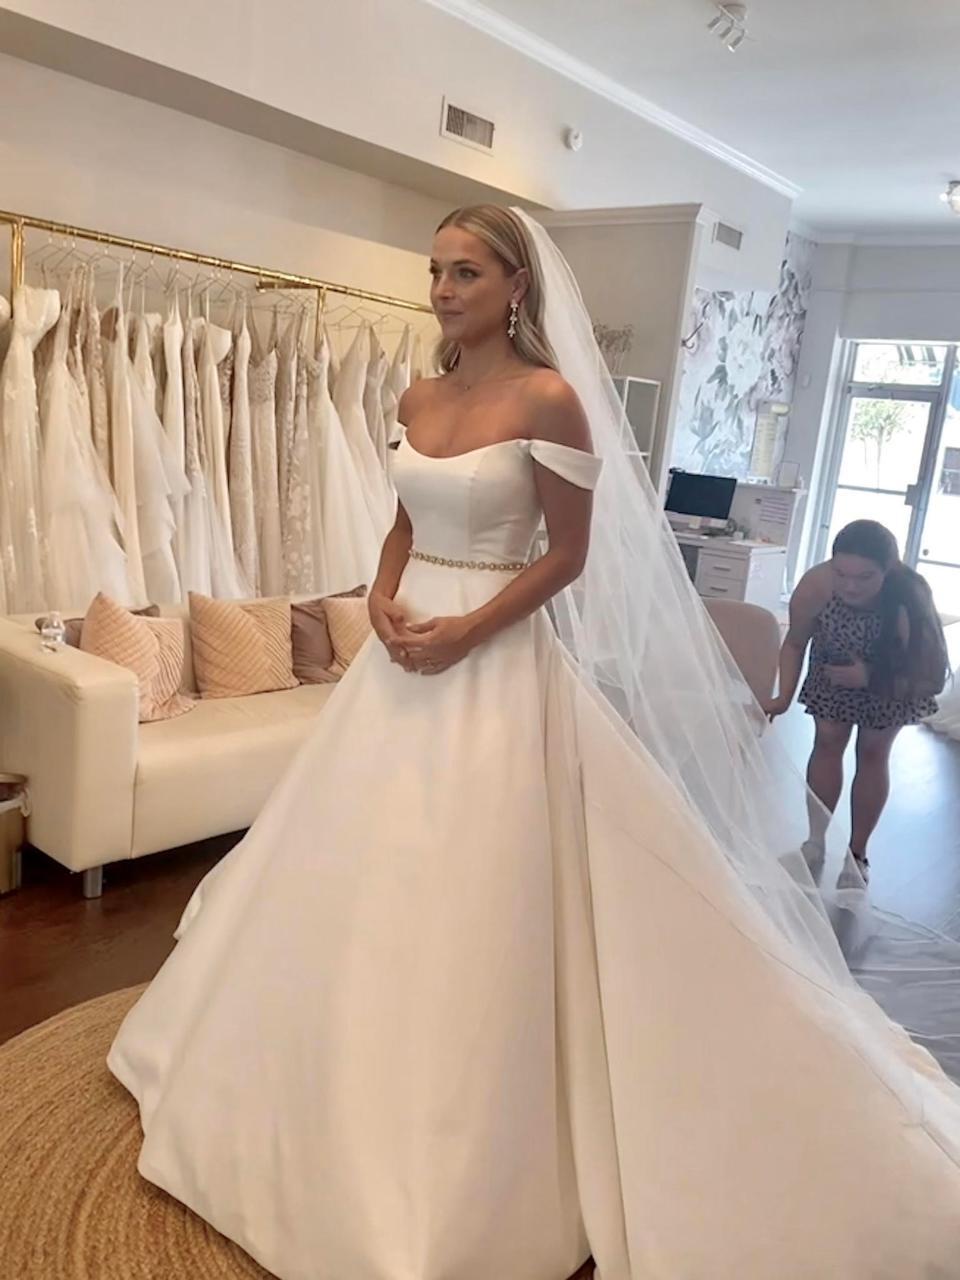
[832, 552, 886, 607]
[429, 226, 524, 349]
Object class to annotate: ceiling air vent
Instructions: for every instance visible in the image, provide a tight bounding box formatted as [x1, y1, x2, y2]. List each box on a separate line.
[713, 220, 744, 251]
[440, 98, 495, 153]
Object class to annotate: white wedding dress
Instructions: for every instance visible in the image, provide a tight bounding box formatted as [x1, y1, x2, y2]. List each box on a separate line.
[927, 672, 960, 739]
[39, 280, 131, 610]
[111, 430, 960, 1280]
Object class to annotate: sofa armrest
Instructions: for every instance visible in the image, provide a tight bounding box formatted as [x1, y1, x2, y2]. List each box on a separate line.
[0, 621, 138, 872]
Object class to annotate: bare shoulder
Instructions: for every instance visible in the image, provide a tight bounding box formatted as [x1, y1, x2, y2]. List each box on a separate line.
[520, 368, 592, 451]
[791, 562, 832, 615]
[398, 376, 443, 425]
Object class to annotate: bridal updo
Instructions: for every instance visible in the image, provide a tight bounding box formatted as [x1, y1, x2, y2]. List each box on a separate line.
[434, 205, 559, 374]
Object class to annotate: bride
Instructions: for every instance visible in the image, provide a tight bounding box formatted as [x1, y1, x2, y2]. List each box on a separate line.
[109, 207, 960, 1280]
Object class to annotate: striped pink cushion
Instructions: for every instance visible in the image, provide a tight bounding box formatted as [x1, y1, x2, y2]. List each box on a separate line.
[80, 593, 194, 723]
[189, 593, 299, 699]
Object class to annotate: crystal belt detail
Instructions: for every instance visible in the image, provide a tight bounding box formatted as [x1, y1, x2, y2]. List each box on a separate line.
[410, 549, 526, 573]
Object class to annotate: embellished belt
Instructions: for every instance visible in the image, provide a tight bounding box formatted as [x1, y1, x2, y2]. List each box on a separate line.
[410, 548, 526, 573]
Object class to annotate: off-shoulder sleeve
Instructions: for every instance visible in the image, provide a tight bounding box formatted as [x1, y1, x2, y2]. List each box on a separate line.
[528, 439, 603, 491]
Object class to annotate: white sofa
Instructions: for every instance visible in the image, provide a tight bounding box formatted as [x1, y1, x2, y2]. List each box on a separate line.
[0, 602, 338, 896]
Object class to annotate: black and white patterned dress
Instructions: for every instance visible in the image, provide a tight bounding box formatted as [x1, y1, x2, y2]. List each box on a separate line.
[799, 594, 938, 730]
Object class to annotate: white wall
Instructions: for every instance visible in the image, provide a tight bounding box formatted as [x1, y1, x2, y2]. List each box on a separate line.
[786, 239, 960, 581]
[0, 0, 792, 289]
[0, 53, 448, 306]
[545, 207, 701, 491]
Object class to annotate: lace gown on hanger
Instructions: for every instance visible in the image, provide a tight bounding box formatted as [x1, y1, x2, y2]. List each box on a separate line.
[332, 323, 395, 537]
[39, 280, 130, 611]
[228, 309, 259, 595]
[249, 338, 284, 597]
[282, 312, 316, 594]
[304, 331, 381, 594]
[161, 296, 187, 590]
[0, 286, 61, 613]
[82, 273, 112, 477]
[111, 431, 960, 1280]
[177, 311, 214, 597]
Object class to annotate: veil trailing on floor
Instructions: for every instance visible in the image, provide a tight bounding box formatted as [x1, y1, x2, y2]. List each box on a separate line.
[514, 208, 960, 1091]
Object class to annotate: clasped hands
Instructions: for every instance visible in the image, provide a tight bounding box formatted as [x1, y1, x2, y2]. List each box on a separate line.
[369, 593, 475, 676]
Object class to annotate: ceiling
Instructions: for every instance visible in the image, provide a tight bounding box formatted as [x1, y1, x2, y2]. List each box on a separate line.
[448, 0, 960, 239]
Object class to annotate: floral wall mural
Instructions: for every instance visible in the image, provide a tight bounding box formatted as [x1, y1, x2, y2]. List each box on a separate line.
[671, 232, 815, 478]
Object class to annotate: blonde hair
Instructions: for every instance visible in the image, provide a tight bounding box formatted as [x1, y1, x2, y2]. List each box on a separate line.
[434, 205, 558, 374]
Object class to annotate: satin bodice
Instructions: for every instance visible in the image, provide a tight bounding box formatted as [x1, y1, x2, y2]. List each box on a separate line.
[393, 433, 601, 565]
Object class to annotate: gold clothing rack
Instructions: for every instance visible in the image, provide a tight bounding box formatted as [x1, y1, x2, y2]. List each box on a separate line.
[1, 209, 434, 316]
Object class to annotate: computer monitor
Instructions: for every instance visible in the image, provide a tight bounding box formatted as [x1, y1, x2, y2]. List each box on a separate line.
[665, 470, 736, 529]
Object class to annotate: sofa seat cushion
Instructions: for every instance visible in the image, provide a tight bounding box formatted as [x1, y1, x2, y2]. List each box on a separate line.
[132, 684, 335, 856]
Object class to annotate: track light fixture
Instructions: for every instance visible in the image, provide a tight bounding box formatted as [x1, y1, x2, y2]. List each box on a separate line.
[706, 3, 749, 52]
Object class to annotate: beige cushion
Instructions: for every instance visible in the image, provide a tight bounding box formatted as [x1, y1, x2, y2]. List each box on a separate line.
[323, 595, 373, 673]
[79, 593, 195, 723]
[291, 586, 366, 684]
[132, 683, 335, 856]
[189, 593, 299, 699]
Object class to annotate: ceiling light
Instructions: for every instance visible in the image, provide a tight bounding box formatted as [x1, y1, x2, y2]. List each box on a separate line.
[707, 3, 749, 52]
[941, 181, 960, 215]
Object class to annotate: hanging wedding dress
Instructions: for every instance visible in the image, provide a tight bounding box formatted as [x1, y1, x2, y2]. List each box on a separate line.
[103, 275, 149, 606]
[197, 310, 238, 574]
[275, 313, 297, 541]
[411, 329, 430, 382]
[196, 309, 246, 599]
[161, 295, 187, 586]
[249, 326, 285, 597]
[304, 328, 381, 594]
[363, 327, 389, 467]
[333, 322, 395, 536]
[282, 310, 317, 594]
[177, 305, 214, 596]
[383, 323, 412, 450]
[131, 308, 185, 603]
[0, 285, 59, 613]
[82, 273, 111, 476]
[228, 305, 259, 594]
[39, 277, 130, 611]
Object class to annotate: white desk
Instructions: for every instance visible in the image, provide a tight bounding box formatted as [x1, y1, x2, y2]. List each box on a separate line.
[674, 532, 786, 613]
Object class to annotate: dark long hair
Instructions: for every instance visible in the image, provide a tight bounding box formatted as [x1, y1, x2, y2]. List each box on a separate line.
[832, 520, 949, 698]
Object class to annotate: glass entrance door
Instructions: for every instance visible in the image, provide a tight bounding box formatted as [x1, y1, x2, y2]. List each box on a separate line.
[816, 342, 960, 619]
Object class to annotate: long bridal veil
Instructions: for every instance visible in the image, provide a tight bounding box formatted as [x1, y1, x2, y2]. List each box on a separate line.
[514, 208, 960, 1095]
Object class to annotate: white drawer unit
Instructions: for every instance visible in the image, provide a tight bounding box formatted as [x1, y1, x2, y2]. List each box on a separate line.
[678, 535, 787, 613]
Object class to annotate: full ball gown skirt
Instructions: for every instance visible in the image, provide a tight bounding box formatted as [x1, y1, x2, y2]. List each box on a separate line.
[110, 435, 960, 1280]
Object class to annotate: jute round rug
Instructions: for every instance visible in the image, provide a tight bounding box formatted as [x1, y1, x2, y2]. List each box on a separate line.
[0, 986, 272, 1278]
[1, 987, 598, 1280]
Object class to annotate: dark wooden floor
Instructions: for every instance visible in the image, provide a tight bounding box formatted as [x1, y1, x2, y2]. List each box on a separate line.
[0, 834, 236, 1044]
[2, 707, 959, 1047]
